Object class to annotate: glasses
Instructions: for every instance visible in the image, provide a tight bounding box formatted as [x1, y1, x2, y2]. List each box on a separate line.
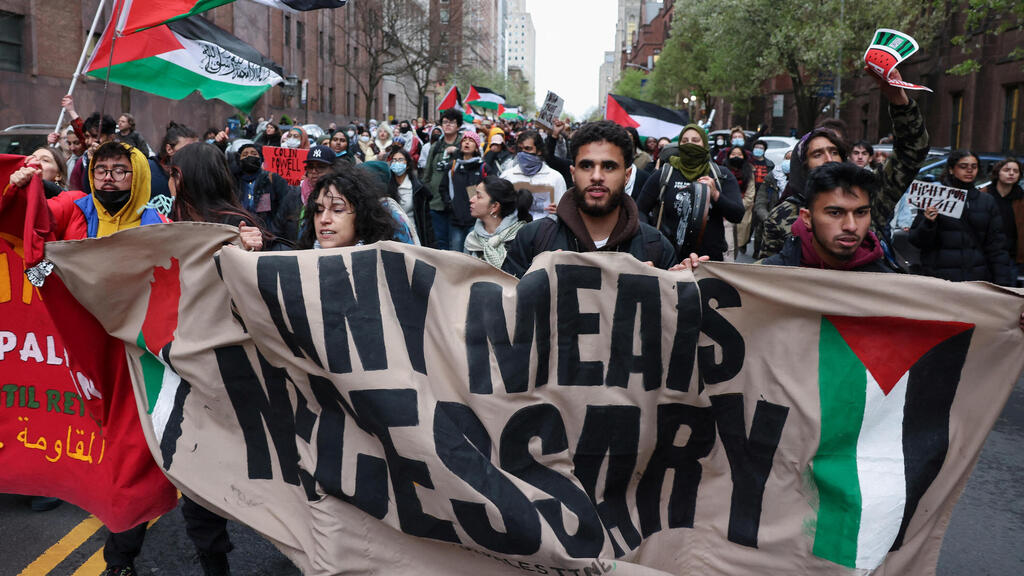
[93, 167, 132, 181]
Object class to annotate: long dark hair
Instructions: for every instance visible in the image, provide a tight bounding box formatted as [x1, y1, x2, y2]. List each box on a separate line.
[943, 149, 979, 187]
[989, 157, 1022, 188]
[169, 142, 259, 227]
[482, 176, 532, 222]
[299, 162, 395, 249]
[159, 121, 198, 164]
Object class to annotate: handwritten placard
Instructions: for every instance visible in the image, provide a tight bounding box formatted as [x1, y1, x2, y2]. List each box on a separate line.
[262, 146, 308, 186]
[906, 180, 967, 218]
[535, 91, 565, 129]
[512, 181, 555, 221]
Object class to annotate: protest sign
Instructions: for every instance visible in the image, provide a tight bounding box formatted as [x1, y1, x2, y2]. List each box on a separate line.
[262, 146, 308, 186]
[511, 181, 555, 221]
[0, 156, 177, 531]
[535, 91, 565, 129]
[43, 225, 1024, 575]
[905, 180, 967, 218]
[863, 29, 932, 92]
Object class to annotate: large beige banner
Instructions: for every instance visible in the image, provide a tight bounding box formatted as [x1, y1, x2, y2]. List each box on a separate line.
[44, 223, 1024, 576]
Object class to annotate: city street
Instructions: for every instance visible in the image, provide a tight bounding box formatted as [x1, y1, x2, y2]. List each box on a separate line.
[3, 370, 1022, 575]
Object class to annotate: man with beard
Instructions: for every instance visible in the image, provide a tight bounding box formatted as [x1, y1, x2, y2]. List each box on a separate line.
[502, 121, 675, 277]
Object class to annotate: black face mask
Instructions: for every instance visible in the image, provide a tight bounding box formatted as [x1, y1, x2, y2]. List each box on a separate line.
[728, 156, 745, 168]
[400, 126, 411, 133]
[240, 156, 262, 173]
[430, 132, 441, 143]
[95, 187, 132, 214]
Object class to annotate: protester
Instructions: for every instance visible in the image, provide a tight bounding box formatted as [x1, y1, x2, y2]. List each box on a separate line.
[752, 148, 791, 257]
[500, 129, 567, 218]
[373, 124, 394, 157]
[483, 133, 513, 176]
[357, 126, 381, 162]
[629, 127, 653, 172]
[850, 140, 874, 169]
[358, 159, 420, 245]
[297, 163, 396, 249]
[281, 126, 309, 150]
[464, 176, 532, 268]
[420, 126, 442, 171]
[146, 122, 199, 213]
[329, 130, 357, 164]
[750, 139, 774, 187]
[397, 120, 422, 163]
[725, 145, 756, 256]
[440, 131, 487, 252]
[981, 158, 1023, 281]
[423, 109, 464, 249]
[910, 151, 1013, 285]
[636, 123, 744, 261]
[759, 69, 929, 258]
[714, 126, 752, 165]
[385, 146, 434, 247]
[11, 146, 68, 199]
[502, 121, 675, 277]
[115, 114, 149, 154]
[233, 143, 291, 240]
[60, 95, 116, 194]
[254, 122, 281, 148]
[62, 126, 86, 178]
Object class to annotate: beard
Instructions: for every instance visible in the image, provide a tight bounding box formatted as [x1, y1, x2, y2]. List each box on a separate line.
[573, 185, 624, 217]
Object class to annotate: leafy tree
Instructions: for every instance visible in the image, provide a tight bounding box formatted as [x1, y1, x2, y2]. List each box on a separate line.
[948, 0, 1024, 75]
[446, 68, 536, 114]
[610, 68, 651, 101]
[650, 0, 944, 133]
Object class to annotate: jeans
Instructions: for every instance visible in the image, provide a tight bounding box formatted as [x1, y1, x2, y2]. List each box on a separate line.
[430, 210, 451, 250]
[449, 224, 472, 253]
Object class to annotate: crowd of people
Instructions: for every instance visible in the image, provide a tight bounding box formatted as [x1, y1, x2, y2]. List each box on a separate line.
[5, 65, 1024, 575]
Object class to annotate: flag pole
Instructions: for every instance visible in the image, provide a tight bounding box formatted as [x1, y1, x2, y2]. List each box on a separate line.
[54, 0, 107, 136]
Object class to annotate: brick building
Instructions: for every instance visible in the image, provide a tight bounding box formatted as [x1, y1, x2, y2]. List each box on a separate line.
[0, 0, 462, 149]
[624, 0, 672, 73]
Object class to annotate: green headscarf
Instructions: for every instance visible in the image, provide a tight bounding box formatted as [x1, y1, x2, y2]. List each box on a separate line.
[668, 123, 710, 181]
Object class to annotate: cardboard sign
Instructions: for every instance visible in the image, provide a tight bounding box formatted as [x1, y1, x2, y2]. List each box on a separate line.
[511, 181, 555, 220]
[262, 146, 308, 186]
[535, 91, 565, 129]
[42, 225, 1024, 576]
[906, 180, 967, 218]
[863, 29, 932, 92]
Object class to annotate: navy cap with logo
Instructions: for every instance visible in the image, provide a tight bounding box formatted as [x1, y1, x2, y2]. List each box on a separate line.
[305, 145, 335, 165]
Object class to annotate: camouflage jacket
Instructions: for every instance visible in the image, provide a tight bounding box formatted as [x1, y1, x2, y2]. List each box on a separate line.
[758, 99, 930, 259]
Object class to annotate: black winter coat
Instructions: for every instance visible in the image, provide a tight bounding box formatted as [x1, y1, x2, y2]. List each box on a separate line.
[909, 185, 1013, 285]
[234, 169, 291, 239]
[440, 157, 485, 228]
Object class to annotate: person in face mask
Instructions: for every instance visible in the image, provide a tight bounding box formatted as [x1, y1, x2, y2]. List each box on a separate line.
[726, 146, 757, 257]
[752, 148, 791, 257]
[281, 127, 309, 150]
[636, 123, 744, 261]
[358, 128, 381, 162]
[386, 146, 434, 247]
[330, 130, 357, 164]
[499, 130, 567, 221]
[419, 126, 443, 170]
[749, 140, 775, 187]
[715, 126, 754, 166]
[233, 143, 291, 239]
[910, 150, 1013, 285]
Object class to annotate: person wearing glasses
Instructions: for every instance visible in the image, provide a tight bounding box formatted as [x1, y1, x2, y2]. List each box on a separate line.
[422, 109, 465, 249]
[909, 150, 1014, 285]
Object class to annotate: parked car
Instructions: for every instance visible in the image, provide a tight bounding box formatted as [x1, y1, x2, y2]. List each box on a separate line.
[1, 124, 52, 155]
[914, 154, 1012, 186]
[757, 136, 798, 167]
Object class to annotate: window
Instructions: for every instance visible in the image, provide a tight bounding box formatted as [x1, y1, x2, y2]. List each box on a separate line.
[284, 15, 291, 47]
[951, 93, 963, 149]
[1003, 85, 1020, 154]
[297, 21, 305, 51]
[0, 11, 24, 72]
[440, 9, 449, 24]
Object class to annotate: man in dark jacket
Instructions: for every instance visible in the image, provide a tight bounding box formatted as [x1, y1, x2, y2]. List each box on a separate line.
[636, 123, 745, 261]
[762, 162, 894, 272]
[423, 108, 463, 249]
[234, 143, 291, 239]
[502, 121, 676, 277]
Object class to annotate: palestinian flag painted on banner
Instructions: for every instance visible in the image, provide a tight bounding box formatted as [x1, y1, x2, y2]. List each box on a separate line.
[606, 93, 690, 140]
[811, 315, 975, 569]
[466, 85, 506, 110]
[116, 0, 348, 35]
[136, 258, 191, 470]
[87, 9, 284, 112]
[437, 85, 464, 112]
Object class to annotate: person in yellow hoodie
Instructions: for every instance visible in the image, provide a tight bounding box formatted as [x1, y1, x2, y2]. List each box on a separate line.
[65, 141, 168, 240]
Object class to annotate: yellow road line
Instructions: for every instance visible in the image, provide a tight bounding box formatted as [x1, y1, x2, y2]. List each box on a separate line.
[67, 517, 162, 576]
[18, 516, 103, 576]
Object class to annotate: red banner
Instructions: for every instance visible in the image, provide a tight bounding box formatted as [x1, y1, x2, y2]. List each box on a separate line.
[0, 155, 177, 531]
[262, 146, 307, 186]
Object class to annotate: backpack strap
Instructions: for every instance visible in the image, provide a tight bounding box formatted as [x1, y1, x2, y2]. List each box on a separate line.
[655, 163, 675, 230]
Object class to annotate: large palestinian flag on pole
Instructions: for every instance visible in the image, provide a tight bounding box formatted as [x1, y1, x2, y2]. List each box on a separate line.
[116, 0, 349, 35]
[87, 8, 284, 112]
[811, 315, 975, 570]
[606, 93, 690, 140]
[466, 85, 506, 110]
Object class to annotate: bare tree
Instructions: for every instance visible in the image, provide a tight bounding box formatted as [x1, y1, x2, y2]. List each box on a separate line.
[339, 0, 403, 120]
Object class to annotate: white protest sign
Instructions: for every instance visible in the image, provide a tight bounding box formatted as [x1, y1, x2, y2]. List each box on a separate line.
[906, 180, 968, 218]
[535, 91, 565, 129]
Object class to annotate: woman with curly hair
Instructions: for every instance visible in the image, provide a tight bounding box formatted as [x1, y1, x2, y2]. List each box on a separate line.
[299, 161, 395, 249]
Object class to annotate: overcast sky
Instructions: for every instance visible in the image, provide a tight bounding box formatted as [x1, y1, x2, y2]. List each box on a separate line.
[523, 0, 618, 119]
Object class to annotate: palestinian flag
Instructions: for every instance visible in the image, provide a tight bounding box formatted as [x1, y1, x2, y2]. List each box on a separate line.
[500, 105, 523, 121]
[116, 0, 348, 35]
[87, 10, 284, 112]
[811, 315, 975, 569]
[606, 93, 690, 140]
[136, 258, 191, 470]
[466, 85, 506, 110]
[437, 85, 464, 112]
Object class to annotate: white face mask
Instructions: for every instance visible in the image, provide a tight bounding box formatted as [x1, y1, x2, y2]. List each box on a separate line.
[281, 137, 300, 149]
